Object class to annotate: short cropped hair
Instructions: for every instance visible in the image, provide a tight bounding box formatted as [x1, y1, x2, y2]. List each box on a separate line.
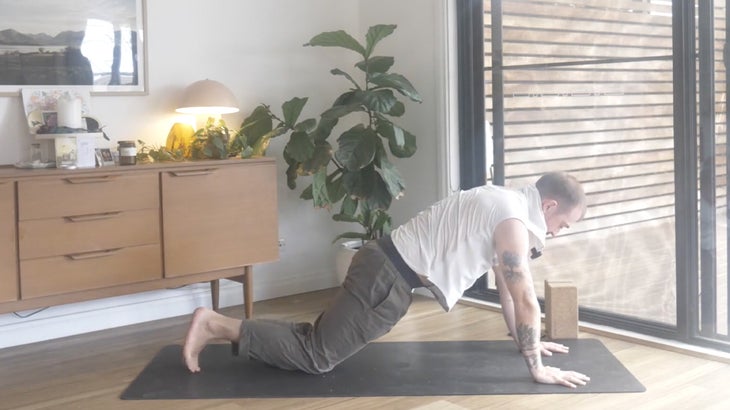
[535, 172, 587, 219]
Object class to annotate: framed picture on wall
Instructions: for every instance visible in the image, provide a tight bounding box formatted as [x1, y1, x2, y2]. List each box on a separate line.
[0, 0, 147, 96]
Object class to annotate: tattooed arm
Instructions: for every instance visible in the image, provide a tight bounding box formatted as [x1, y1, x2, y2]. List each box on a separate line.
[495, 263, 570, 357]
[493, 218, 590, 388]
[493, 220, 543, 372]
[494, 265, 518, 345]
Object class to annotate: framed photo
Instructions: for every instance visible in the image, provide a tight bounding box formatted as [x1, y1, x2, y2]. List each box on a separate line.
[95, 148, 115, 166]
[26, 109, 59, 132]
[0, 0, 147, 96]
[42, 112, 58, 128]
[22, 87, 92, 133]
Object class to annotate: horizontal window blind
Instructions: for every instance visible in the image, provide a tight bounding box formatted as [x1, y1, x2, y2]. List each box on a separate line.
[485, 0, 727, 237]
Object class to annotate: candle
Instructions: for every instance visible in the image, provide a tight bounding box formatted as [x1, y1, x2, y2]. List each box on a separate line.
[57, 95, 83, 129]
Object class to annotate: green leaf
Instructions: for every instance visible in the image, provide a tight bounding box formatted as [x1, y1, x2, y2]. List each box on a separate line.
[300, 184, 313, 200]
[365, 24, 397, 57]
[312, 115, 339, 142]
[339, 194, 358, 217]
[285, 131, 315, 163]
[212, 136, 226, 155]
[239, 105, 273, 146]
[286, 161, 299, 189]
[305, 30, 366, 57]
[332, 213, 360, 223]
[282, 97, 308, 128]
[202, 145, 212, 158]
[228, 133, 247, 157]
[250, 127, 286, 158]
[340, 165, 391, 211]
[371, 210, 392, 236]
[321, 103, 362, 121]
[335, 125, 378, 171]
[311, 167, 331, 209]
[355, 56, 394, 74]
[387, 101, 405, 117]
[295, 118, 317, 132]
[333, 90, 361, 107]
[360, 89, 398, 113]
[377, 120, 417, 158]
[327, 171, 347, 204]
[330, 68, 360, 89]
[365, 170, 394, 210]
[300, 141, 333, 174]
[370, 72, 422, 103]
[390, 122, 405, 148]
[282, 146, 296, 165]
[342, 167, 370, 199]
[375, 148, 406, 199]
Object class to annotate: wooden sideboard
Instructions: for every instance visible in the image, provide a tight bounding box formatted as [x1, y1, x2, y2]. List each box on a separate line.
[0, 158, 278, 318]
[0, 180, 17, 304]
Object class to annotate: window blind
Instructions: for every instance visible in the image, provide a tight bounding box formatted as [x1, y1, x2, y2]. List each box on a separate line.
[485, 0, 727, 236]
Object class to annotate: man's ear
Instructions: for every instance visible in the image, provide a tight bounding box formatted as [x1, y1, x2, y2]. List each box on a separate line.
[542, 198, 559, 214]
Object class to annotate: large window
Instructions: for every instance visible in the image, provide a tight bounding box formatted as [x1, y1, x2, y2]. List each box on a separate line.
[461, 0, 729, 351]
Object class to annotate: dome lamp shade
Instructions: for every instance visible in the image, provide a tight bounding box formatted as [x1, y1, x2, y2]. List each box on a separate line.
[175, 79, 239, 115]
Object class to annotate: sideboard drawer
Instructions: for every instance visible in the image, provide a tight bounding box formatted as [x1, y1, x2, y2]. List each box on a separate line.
[162, 162, 278, 277]
[0, 181, 18, 302]
[20, 244, 162, 299]
[18, 173, 159, 220]
[18, 209, 160, 260]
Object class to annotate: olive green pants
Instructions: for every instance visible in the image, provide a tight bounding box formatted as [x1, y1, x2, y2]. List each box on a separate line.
[237, 240, 414, 374]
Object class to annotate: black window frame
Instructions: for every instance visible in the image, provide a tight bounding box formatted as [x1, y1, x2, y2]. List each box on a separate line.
[457, 0, 730, 352]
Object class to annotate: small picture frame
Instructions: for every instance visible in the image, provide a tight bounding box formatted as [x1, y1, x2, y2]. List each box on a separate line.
[26, 110, 59, 133]
[42, 111, 58, 128]
[95, 148, 115, 166]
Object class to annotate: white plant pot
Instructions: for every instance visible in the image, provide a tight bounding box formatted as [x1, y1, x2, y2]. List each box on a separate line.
[334, 240, 363, 284]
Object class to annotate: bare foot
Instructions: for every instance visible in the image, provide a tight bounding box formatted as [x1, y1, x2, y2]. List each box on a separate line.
[182, 307, 212, 372]
[182, 307, 243, 372]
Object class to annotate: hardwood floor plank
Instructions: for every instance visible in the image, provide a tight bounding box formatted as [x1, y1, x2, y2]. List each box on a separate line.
[2, 288, 730, 409]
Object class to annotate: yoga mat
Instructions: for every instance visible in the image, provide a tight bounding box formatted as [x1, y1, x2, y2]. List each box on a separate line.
[121, 339, 644, 399]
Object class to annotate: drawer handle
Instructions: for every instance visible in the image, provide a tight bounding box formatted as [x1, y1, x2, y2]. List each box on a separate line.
[64, 175, 118, 184]
[66, 248, 121, 260]
[168, 169, 217, 177]
[64, 211, 122, 222]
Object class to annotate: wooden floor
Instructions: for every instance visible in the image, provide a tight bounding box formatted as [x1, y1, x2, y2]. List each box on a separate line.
[2, 288, 730, 410]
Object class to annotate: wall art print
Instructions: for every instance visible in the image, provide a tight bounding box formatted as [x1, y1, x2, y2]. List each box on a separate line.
[0, 0, 146, 95]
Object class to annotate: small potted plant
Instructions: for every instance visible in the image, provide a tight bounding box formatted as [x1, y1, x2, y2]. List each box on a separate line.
[191, 117, 233, 160]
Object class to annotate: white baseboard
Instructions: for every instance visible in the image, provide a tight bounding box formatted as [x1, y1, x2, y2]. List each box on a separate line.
[0, 272, 336, 350]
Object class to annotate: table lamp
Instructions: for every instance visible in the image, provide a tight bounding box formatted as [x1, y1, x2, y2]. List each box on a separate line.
[176, 79, 240, 115]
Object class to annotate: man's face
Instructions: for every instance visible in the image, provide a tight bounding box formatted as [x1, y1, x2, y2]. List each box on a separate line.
[543, 200, 583, 237]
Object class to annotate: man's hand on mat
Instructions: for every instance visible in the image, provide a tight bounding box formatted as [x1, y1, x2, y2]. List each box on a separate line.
[533, 365, 590, 388]
[539, 341, 569, 356]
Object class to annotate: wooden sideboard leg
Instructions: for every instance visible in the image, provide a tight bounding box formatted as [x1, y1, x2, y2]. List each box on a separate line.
[243, 266, 253, 319]
[210, 279, 220, 311]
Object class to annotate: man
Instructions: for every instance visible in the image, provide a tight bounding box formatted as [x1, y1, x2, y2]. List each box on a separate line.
[183, 172, 590, 388]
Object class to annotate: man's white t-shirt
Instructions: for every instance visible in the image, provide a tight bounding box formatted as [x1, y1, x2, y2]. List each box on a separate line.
[390, 184, 547, 311]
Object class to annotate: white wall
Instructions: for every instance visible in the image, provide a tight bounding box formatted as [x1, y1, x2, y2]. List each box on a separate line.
[0, 0, 451, 348]
[358, 0, 454, 226]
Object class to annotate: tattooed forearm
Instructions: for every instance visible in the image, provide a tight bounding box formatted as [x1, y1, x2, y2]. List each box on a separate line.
[517, 323, 540, 370]
[516, 323, 538, 349]
[501, 251, 523, 282]
[523, 351, 540, 370]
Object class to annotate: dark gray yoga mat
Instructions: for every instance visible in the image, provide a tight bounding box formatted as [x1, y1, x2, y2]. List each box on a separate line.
[121, 339, 644, 399]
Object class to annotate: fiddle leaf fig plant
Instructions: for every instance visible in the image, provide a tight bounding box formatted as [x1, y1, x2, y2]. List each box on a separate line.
[236, 24, 421, 242]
